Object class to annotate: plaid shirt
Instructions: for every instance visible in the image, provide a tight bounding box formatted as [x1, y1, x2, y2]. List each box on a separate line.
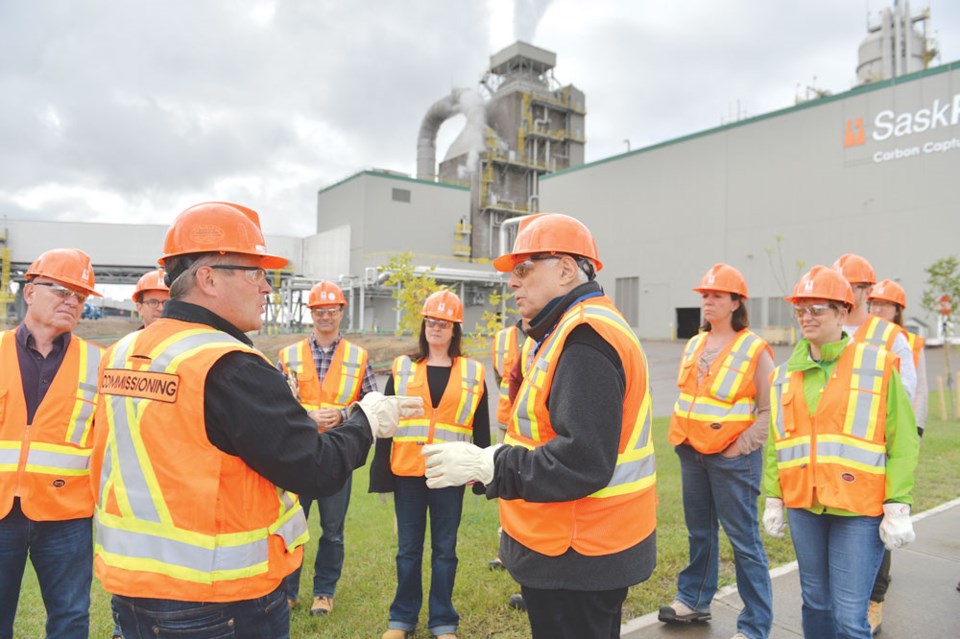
[305, 334, 377, 418]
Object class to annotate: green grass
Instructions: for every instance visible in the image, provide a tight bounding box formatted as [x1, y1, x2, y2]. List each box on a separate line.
[14, 401, 960, 638]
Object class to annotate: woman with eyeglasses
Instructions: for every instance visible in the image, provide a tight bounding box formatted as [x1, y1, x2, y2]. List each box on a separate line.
[370, 289, 489, 639]
[659, 263, 774, 639]
[762, 266, 918, 639]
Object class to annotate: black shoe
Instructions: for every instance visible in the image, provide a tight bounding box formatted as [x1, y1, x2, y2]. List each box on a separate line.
[507, 594, 526, 611]
[488, 558, 505, 571]
[658, 601, 711, 624]
[956, 580, 960, 592]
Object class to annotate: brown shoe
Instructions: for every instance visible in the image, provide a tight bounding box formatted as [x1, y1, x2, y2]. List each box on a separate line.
[287, 597, 299, 611]
[435, 634, 458, 639]
[868, 600, 882, 635]
[310, 595, 334, 616]
[381, 630, 410, 639]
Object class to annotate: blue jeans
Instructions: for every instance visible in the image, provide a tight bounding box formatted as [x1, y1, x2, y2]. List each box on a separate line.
[0, 499, 92, 639]
[388, 476, 464, 636]
[787, 508, 884, 639]
[675, 445, 773, 639]
[283, 475, 352, 601]
[112, 584, 289, 639]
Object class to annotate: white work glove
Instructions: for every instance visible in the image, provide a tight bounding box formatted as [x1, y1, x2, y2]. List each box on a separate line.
[879, 502, 915, 550]
[347, 392, 424, 439]
[762, 497, 786, 538]
[422, 442, 501, 489]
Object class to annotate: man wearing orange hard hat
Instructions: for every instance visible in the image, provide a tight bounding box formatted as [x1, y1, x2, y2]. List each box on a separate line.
[90, 202, 422, 638]
[0, 248, 104, 638]
[277, 280, 377, 616]
[131, 268, 169, 328]
[422, 213, 657, 639]
[762, 265, 917, 639]
[833, 254, 917, 401]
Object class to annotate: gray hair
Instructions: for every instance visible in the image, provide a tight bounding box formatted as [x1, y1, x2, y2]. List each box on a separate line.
[167, 254, 232, 300]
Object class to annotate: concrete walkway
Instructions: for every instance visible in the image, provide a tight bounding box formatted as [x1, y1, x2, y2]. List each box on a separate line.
[621, 498, 960, 638]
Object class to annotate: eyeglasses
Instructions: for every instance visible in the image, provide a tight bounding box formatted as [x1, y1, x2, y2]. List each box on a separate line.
[793, 304, 836, 318]
[424, 318, 452, 329]
[140, 299, 166, 309]
[311, 307, 342, 317]
[210, 265, 268, 285]
[867, 301, 895, 311]
[32, 282, 88, 304]
[512, 254, 560, 278]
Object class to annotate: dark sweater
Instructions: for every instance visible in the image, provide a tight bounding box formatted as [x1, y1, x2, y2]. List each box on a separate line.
[487, 282, 657, 591]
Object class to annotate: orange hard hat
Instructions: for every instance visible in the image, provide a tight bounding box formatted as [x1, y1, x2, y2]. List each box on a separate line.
[132, 269, 170, 302]
[421, 290, 464, 323]
[869, 279, 907, 308]
[159, 201, 288, 269]
[308, 280, 347, 308]
[693, 263, 748, 299]
[493, 213, 603, 272]
[786, 265, 855, 306]
[832, 253, 876, 285]
[26, 248, 102, 297]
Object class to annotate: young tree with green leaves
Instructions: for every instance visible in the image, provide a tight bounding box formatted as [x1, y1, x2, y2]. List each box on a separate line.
[379, 253, 442, 336]
[921, 256, 960, 390]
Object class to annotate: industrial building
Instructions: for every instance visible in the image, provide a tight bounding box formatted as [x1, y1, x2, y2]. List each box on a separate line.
[2, 2, 955, 341]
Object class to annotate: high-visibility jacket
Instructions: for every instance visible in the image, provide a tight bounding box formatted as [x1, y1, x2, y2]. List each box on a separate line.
[0, 329, 102, 521]
[493, 326, 536, 424]
[770, 341, 896, 516]
[93, 319, 308, 602]
[668, 329, 772, 454]
[853, 315, 907, 355]
[390, 355, 485, 477]
[500, 296, 657, 557]
[278, 337, 368, 411]
[906, 332, 925, 369]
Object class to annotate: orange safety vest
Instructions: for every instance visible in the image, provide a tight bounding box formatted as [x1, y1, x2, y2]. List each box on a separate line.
[770, 341, 895, 516]
[668, 329, 772, 454]
[853, 315, 907, 355]
[906, 332, 925, 369]
[500, 296, 657, 557]
[390, 355, 485, 477]
[92, 319, 308, 602]
[0, 330, 102, 521]
[278, 337, 368, 411]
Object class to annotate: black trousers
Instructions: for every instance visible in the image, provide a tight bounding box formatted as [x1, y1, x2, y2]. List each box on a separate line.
[870, 549, 892, 602]
[521, 585, 628, 639]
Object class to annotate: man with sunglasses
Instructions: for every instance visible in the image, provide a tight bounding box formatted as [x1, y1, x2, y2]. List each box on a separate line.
[277, 280, 377, 616]
[0, 248, 104, 639]
[422, 213, 657, 639]
[90, 202, 421, 639]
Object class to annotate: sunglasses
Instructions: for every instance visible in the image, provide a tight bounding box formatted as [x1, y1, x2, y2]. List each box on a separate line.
[311, 307, 342, 317]
[424, 318, 452, 329]
[512, 254, 560, 278]
[210, 265, 268, 285]
[32, 282, 88, 304]
[793, 304, 836, 318]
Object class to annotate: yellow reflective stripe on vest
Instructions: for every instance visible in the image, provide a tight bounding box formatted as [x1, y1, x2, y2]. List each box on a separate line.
[709, 332, 763, 402]
[592, 388, 655, 498]
[272, 489, 310, 550]
[394, 420, 431, 441]
[677, 333, 707, 385]
[770, 365, 791, 439]
[859, 316, 896, 349]
[815, 434, 886, 474]
[25, 442, 91, 475]
[774, 435, 810, 468]
[674, 393, 755, 421]
[279, 342, 306, 375]
[843, 344, 885, 440]
[66, 340, 101, 447]
[394, 356, 415, 396]
[454, 359, 483, 425]
[0, 441, 22, 472]
[333, 341, 364, 405]
[520, 337, 535, 376]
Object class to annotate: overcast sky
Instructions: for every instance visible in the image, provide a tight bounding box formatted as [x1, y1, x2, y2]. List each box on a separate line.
[2, 0, 958, 237]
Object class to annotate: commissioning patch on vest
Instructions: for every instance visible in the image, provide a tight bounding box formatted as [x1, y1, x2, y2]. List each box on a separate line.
[101, 369, 180, 403]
